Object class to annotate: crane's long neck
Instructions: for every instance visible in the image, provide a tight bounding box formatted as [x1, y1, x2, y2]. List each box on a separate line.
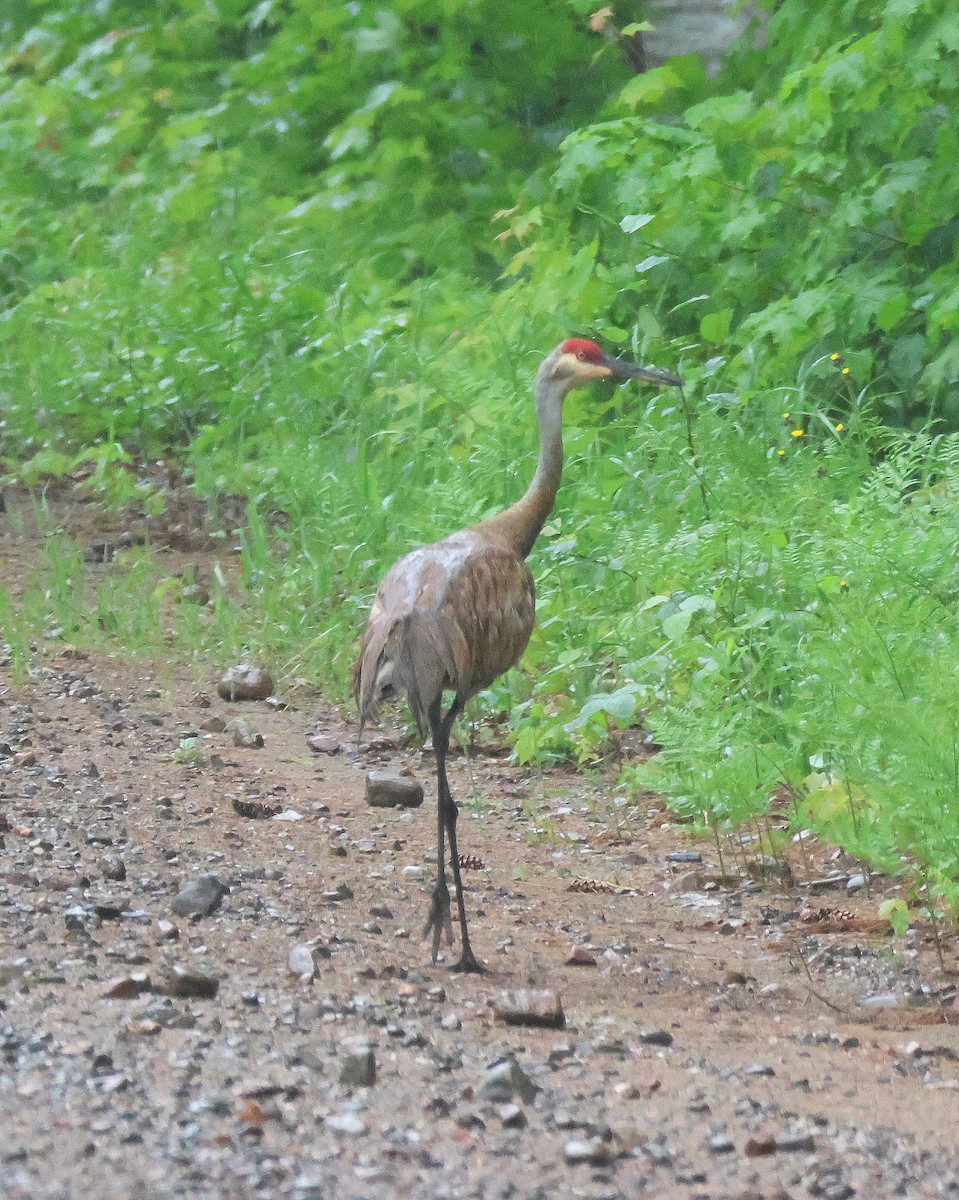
[479, 368, 566, 561]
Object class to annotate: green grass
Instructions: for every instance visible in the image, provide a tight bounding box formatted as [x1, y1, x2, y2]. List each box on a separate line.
[8, 365, 959, 924]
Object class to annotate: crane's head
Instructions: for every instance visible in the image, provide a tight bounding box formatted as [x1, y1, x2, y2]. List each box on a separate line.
[542, 338, 682, 392]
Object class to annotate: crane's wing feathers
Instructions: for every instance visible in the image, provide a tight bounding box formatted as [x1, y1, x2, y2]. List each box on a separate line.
[354, 532, 535, 734]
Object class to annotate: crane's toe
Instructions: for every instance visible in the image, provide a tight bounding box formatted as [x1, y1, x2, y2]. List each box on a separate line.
[449, 948, 485, 974]
[424, 881, 455, 962]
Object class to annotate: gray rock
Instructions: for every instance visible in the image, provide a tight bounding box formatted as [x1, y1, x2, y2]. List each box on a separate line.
[216, 664, 274, 702]
[479, 1055, 539, 1104]
[564, 1138, 611, 1165]
[667, 850, 702, 863]
[777, 1132, 816, 1152]
[745, 1063, 775, 1076]
[101, 854, 126, 881]
[744, 1132, 777, 1157]
[821, 1185, 854, 1200]
[494, 989, 565, 1029]
[0, 960, 27, 988]
[846, 872, 867, 893]
[863, 992, 901, 1009]
[365, 771, 424, 809]
[307, 734, 341, 755]
[230, 718, 264, 749]
[294, 1045, 326, 1073]
[325, 1111, 368, 1135]
[323, 883, 354, 903]
[163, 966, 220, 999]
[638, 1028, 674, 1047]
[103, 972, 152, 999]
[339, 1048, 376, 1087]
[288, 944, 316, 981]
[171, 873, 227, 918]
[291, 1180, 325, 1200]
[64, 905, 100, 934]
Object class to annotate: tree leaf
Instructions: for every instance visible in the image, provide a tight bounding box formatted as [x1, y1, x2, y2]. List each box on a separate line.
[620, 213, 654, 234]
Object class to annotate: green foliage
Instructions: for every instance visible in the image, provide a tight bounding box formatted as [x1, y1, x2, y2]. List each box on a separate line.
[506, 0, 959, 428]
[0, 0, 627, 448]
[605, 416, 959, 899]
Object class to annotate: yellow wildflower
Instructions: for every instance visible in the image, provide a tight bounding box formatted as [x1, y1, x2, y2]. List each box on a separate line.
[835, 422, 846, 432]
[782, 412, 791, 419]
[776, 449, 786, 457]
[790, 429, 804, 438]
[841, 367, 850, 375]
[830, 353, 841, 361]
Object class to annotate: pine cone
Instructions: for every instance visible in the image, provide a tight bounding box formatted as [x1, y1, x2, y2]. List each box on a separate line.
[231, 796, 281, 820]
[567, 878, 616, 895]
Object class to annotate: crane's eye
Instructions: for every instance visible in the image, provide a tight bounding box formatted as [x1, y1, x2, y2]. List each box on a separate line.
[576, 351, 587, 361]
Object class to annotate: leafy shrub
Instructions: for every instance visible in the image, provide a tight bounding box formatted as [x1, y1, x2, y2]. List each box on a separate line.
[506, 0, 959, 428]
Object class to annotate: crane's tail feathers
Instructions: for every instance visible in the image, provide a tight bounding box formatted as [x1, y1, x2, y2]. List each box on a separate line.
[355, 612, 462, 739]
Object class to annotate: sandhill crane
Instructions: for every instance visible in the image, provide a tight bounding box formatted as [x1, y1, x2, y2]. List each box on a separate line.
[354, 339, 681, 972]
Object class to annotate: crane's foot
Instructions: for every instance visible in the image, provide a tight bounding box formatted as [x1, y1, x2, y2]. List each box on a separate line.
[449, 947, 485, 974]
[423, 881, 454, 963]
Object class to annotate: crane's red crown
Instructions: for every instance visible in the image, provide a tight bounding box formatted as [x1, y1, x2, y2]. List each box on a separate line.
[560, 338, 604, 363]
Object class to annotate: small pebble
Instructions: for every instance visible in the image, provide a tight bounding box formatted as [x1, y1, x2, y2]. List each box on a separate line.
[230, 719, 264, 749]
[479, 1055, 538, 1104]
[745, 1063, 775, 1077]
[171, 873, 227, 918]
[325, 1111, 368, 1135]
[101, 855, 126, 881]
[103, 973, 152, 999]
[497, 1102, 527, 1128]
[339, 1048, 376, 1087]
[564, 1138, 611, 1165]
[163, 967, 220, 999]
[777, 1132, 816, 1152]
[288, 944, 316, 981]
[744, 1132, 777, 1157]
[494, 989, 565, 1030]
[323, 884, 354, 903]
[638, 1029, 673, 1047]
[863, 992, 901, 1009]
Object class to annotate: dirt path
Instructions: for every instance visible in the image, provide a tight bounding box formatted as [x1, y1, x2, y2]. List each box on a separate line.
[1, 491, 958, 1200]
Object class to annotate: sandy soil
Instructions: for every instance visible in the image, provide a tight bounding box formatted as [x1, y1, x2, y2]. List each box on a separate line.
[1, 486, 958, 1200]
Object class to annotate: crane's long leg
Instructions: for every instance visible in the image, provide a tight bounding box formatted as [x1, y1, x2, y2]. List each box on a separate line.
[436, 702, 483, 974]
[424, 699, 453, 961]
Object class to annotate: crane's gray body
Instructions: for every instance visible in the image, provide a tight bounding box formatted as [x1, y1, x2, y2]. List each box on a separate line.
[354, 528, 535, 735]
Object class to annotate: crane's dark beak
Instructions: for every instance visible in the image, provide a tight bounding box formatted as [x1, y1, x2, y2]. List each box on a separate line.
[603, 354, 682, 388]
